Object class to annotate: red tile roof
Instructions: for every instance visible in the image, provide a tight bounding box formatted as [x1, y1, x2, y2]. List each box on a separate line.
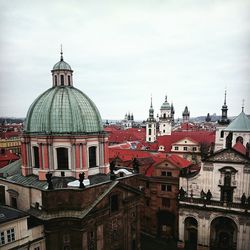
[233, 142, 246, 155]
[0, 150, 20, 168]
[154, 131, 215, 152]
[106, 127, 146, 144]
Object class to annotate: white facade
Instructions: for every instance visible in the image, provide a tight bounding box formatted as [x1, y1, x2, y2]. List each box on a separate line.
[178, 142, 250, 249]
[146, 122, 156, 142]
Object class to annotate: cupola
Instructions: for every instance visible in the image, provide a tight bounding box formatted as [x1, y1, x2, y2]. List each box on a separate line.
[51, 48, 73, 87]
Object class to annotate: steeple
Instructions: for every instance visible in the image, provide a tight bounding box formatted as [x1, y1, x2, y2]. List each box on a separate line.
[219, 90, 230, 125]
[148, 95, 155, 120]
[182, 106, 190, 123]
[60, 44, 64, 61]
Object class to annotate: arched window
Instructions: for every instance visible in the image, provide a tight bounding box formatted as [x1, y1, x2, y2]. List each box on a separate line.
[33, 146, 39, 168]
[56, 147, 69, 170]
[60, 75, 64, 85]
[236, 136, 243, 144]
[68, 75, 71, 85]
[210, 217, 237, 249]
[184, 217, 198, 250]
[89, 146, 97, 168]
[55, 75, 57, 85]
[163, 113, 166, 119]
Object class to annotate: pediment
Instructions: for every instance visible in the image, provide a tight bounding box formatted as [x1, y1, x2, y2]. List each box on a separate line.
[172, 137, 198, 145]
[206, 148, 250, 163]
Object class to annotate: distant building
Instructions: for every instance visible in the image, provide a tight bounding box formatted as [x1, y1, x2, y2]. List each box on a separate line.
[182, 106, 190, 123]
[122, 112, 134, 129]
[146, 97, 156, 143]
[159, 95, 173, 136]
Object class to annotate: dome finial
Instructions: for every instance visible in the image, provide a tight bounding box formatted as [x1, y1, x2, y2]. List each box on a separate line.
[242, 99, 245, 112]
[60, 44, 63, 61]
[224, 89, 227, 105]
[150, 94, 153, 108]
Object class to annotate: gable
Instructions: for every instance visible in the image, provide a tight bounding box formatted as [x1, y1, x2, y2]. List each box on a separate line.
[205, 148, 250, 164]
[172, 137, 198, 146]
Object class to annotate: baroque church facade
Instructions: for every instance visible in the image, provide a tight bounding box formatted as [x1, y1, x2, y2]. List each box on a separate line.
[178, 101, 250, 250]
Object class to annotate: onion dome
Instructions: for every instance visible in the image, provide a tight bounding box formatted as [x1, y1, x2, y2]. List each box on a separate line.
[24, 52, 103, 135]
[161, 95, 171, 110]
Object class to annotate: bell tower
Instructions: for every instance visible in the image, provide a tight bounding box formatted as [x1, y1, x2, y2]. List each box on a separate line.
[146, 96, 156, 142]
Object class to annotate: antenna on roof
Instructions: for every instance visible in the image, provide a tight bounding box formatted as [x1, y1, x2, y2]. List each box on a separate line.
[242, 99, 245, 112]
[60, 44, 63, 61]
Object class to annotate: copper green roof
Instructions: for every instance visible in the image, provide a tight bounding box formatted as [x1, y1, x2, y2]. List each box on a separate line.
[52, 60, 72, 71]
[24, 86, 103, 134]
[161, 96, 171, 110]
[224, 111, 250, 132]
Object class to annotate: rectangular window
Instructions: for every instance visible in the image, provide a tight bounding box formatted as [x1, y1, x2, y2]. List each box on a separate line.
[161, 171, 166, 176]
[7, 228, 15, 243]
[162, 198, 170, 207]
[161, 185, 166, 191]
[149, 129, 151, 135]
[0, 231, 5, 245]
[174, 146, 178, 150]
[167, 172, 172, 177]
[167, 185, 172, 192]
[11, 197, 17, 208]
[110, 195, 119, 212]
[183, 147, 188, 151]
[193, 147, 197, 151]
[148, 137, 151, 141]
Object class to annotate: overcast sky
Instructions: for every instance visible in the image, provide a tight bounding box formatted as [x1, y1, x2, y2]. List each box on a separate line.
[0, 0, 249, 120]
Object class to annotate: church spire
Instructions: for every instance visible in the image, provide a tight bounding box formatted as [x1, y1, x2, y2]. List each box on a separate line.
[218, 90, 230, 125]
[242, 99, 245, 112]
[60, 44, 64, 61]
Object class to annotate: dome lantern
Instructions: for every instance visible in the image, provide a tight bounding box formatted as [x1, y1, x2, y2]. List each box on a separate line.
[51, 48, 73, 87]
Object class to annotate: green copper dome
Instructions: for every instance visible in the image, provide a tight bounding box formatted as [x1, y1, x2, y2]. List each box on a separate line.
[24, 86, 103, 134]
[161, 95, 171, 110]
[53, 60, 72, 71]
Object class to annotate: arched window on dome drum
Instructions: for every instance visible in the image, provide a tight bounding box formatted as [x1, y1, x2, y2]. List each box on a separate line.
[68, 75, 70, 85]
[57, 147, 69, 170]
[89, 146, 97, 168]
[60, 75, 64, 86]
[33, 146, 39, 168]
[55, 75, 57, 85]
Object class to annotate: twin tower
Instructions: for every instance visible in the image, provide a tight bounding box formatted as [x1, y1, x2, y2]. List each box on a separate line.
[146, 95, 175, 142]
